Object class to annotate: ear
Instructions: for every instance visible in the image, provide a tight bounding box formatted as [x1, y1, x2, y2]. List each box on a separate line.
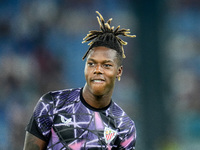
[117, 65, 123, 78]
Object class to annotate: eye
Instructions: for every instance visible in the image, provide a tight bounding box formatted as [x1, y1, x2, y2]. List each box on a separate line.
[103, 64, 112, 68]
[87, 62, 95, 67]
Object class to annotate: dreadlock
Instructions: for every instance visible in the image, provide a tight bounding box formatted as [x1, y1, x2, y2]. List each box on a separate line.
[82, 11, 136, 63]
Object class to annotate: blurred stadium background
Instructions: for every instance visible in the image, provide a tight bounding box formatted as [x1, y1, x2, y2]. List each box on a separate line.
[0, 0, 200, 149]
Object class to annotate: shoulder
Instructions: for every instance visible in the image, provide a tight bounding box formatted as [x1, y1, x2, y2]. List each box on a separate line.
[46, 88, 82, 110]
[109, 101, 136, 127]
[40, 88, 81, 103]
[50, 88, 81, 103]
[50, 88, 81, 98]
[35, 88, 81, 113]
[109, 102, 136, 142]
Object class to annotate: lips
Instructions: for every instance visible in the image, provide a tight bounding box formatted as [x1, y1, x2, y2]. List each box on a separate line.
[91, 78, 105, 83]
[92, 80, 104, 83]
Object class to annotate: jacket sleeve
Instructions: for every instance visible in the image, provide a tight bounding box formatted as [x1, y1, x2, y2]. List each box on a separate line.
[26, 92, 54, 142]
[120, 120, 137, 150]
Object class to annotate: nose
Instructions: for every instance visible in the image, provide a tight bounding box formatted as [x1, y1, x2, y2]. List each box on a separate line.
[94, 64, 103, 74]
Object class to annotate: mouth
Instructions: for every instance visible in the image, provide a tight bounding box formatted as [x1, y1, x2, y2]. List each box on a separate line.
[91, 78, 105, 83]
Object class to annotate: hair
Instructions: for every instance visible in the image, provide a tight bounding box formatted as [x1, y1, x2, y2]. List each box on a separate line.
[82, 11, 136, 65]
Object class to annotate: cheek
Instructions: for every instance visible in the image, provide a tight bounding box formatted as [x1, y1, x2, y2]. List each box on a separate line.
[106, 71, 118, 81]
[84, 66, 92, 80]
[84, 68, 88, 79]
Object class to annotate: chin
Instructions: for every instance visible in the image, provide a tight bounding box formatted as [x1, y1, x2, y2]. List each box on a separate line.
[91, 86, 106, 96]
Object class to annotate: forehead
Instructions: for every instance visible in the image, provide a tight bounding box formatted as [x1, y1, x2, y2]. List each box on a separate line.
[87, 46, 117, 61]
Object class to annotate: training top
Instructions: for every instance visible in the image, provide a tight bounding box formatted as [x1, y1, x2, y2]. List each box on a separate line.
[26, 88, 136, 150]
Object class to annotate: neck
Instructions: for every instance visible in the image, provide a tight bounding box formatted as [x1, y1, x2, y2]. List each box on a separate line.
[82, 85, 113, 109]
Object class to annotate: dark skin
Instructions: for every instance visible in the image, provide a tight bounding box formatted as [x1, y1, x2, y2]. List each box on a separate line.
[83, 46, 123, 108]
[23, 132, 47, 150]
[23, 46, 123, 149]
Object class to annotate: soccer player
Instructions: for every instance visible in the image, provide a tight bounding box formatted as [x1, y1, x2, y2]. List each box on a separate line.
[23, 11, 136, 150]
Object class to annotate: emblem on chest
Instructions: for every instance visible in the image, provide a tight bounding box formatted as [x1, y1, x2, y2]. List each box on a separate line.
[60, 115, 72, 126]
[104, 127, 117, 144]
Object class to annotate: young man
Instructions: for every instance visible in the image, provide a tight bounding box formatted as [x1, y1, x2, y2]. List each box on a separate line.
[23, 11, 136, 150]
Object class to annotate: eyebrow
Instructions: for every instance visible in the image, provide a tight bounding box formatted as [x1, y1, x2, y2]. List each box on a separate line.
[87, 58, 114, 63]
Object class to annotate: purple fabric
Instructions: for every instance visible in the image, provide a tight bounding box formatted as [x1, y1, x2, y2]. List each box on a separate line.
[27, 88, 136, 149]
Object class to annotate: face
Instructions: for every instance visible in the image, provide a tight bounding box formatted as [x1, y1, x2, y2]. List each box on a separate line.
[84, 46, 123, 96]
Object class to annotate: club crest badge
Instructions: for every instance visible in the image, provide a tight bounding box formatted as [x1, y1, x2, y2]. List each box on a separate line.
[104, 127, 117, 144]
